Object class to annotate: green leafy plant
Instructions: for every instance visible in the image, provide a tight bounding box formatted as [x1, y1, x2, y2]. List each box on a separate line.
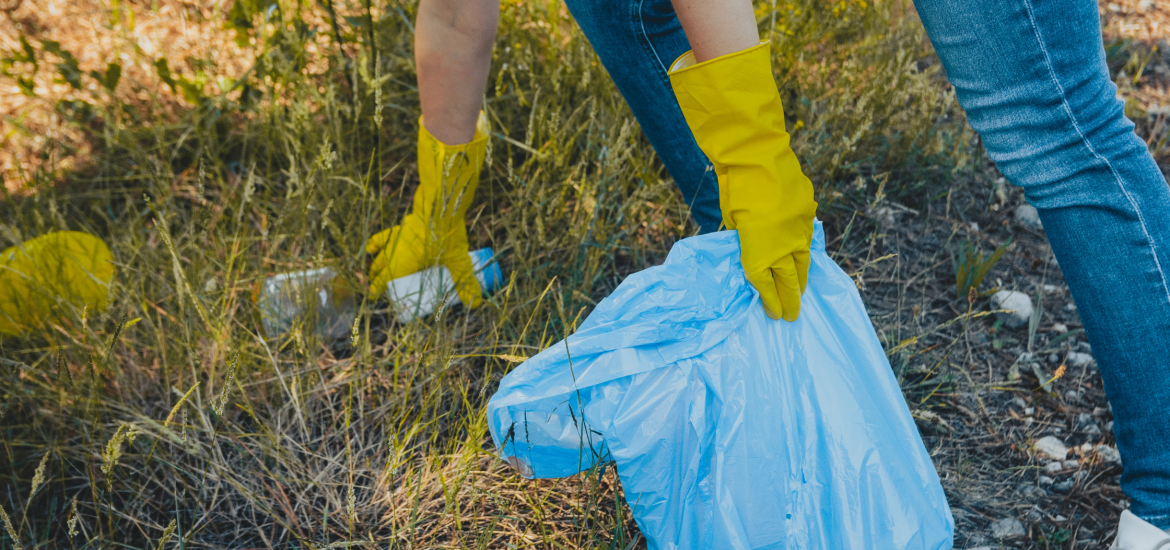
[952, 237, 1011, 298]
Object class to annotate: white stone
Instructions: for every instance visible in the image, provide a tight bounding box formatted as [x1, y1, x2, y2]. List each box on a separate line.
[1045, 461, 1064, 473]
[1015, 203, 1044, 230]
[992, 290, 1035, 329]
[1139, 0, 1154, 11]
[1025, 407, 1035, 415]
[1053, 323, 1069, 333]
[1064, 459, 1081, 470]
[1042, 283, 1060, 294]
[1039, 475, 1055, 486]
[1096, 444, 1122, 464]
[1034, 435, 1069, 459]
[991, 517, 1027, 539]
[1067, 352, 1095, 368]
[1065, 302, 1077, 312]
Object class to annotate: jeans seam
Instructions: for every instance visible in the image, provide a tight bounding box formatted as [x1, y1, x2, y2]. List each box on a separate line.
[634, 0, 672, 88]
[1020, 0, 1170, 308]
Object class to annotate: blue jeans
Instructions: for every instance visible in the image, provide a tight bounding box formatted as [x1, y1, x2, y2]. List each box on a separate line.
[565, 0, 1170, 528]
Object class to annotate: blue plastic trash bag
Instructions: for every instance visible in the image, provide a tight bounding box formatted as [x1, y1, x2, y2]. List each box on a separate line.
[486, 220, 954, 550]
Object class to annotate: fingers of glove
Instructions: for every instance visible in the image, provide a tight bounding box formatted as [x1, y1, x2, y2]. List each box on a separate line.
[365, 226, 396, 255]
[745, 267, 784, 321]
[793, 250, 811, 296]
[771, 254, 802, 322]
[444, 248, 484, 309]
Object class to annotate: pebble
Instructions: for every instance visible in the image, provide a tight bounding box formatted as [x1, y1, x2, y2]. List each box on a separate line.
[1042, 283, 1060, 294]
[1139, 0, 1154, 11]
[1053, 323, 1069, 333]
[1067, 352, 1095, 368]
[1011, 397, 1028, 409]
[1063, 459, 1081, 470]
[1077, 413, 1094, 426]
[1096, 444, 1122, 465]
[1025, 407, 1035, 415]
[1039, 475, 1055, 486]
[1065, 302, 1077, 312]
[1055, 514, 1069, 522]
[1081, 443, 1095, 454]
[1034, 435, 1069, 460]
[1015, 203, 1044, 230]
[1051, 479, 1075, 493]
[990, 517, 1027, 539]
[1105, 420, 1114, 433]
[1083, 423, 1102, 435]
[991, 290, 1035, 329]
[1044, 461, 1063, 473]
[1049, 353, 1060, 363]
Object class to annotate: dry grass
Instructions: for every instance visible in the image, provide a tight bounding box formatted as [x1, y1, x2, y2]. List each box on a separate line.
[2, 0, 1157, 548]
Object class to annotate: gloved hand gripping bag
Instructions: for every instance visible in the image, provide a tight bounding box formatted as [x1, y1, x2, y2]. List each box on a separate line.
[486, 220, 954, 550]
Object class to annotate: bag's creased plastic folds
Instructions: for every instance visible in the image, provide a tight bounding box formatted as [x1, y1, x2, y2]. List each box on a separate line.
[487, 221, 954, 550]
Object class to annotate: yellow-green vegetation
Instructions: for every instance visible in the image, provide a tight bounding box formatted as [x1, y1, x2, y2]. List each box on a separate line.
[0, 0, 973, 547]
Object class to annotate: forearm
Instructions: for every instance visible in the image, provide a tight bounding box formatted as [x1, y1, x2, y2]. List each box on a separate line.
[669, 0, 759, 62]
[415, 0, 499, 144]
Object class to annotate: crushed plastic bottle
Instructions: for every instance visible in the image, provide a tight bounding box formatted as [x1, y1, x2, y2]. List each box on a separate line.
[386, 247, 503, 323]
[257, 267, 356, 340]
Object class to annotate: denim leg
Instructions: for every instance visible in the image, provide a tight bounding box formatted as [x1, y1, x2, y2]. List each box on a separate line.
[562, 0, 723, 234]
[915, 0, 1170, 526]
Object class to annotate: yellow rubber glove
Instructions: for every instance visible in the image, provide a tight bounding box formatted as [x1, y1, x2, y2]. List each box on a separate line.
[0, 231, 116, 335]
[668, 42, 817, 321]
[366, 112, 489, 308]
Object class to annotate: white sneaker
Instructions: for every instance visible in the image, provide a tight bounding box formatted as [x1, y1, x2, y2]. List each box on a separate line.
[1111, 510, 1170, 550]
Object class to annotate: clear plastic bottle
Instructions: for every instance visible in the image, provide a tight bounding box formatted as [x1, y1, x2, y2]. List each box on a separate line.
[386, 247, 503, 323]
[257, 267, 356, 340]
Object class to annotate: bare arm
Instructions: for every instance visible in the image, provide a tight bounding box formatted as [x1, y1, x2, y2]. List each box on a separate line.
[669, 0, 759, 62]
[415, 0, 499, 144]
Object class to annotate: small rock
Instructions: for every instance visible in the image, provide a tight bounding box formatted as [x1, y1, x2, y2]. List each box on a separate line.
[1105, 420, 1114, 433]
[1077, 413, 1093, 426]
[1081, 442, 1095, 454]
[1064, 459, 1081, 470]
[1083, 423, 1102, 435]
[1027, 507, 1045, 521]
[1053, 323, 1069, 333]
[970, 222, 981, 233]
[1065, 302, 1077, 312]
[1034, 435, 1069, 460]
[1045, 461, 1064, 473]
[1065, 390, 1083, 402]
[1011, 397, 1028, 409]
[1051, 479, 1075, 493]
[991, 517, 1027, 539]
[1067, 351, 1095, 368]
[1039, 475, 1055, 486]
[1079, 342, 1093, 353]
[1042, 283, 1060, 294]
[1056, 514, 1069, 521]
[1139, 0, 1154, 11]
[1108, 2, 1122, 11]
[1025, 407, 1036, 415]
[1015, 203, 1044, 230]
[1048, 353, 1060, 363]
[1096, 444, 1122, 465]
[1092, 407, 1109, 417]
[1074, 470, 1090, 482]
[992, 290, 1035, 329]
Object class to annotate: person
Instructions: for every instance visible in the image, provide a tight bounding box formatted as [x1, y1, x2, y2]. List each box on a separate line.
[363, 0, 1170, 546]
